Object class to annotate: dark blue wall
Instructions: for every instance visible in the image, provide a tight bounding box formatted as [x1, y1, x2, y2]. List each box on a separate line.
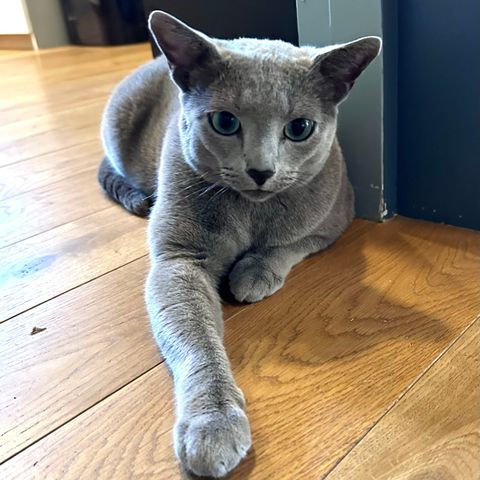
[397, 0, 480, 230]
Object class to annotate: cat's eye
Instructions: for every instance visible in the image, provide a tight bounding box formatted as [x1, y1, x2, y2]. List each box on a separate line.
[209, 111, 241, 136]
[284, 118, 315, 142]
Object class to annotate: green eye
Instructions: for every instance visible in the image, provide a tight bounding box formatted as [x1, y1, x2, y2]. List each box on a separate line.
[209, 111, 240, 136]
[284, 118, 315, 142]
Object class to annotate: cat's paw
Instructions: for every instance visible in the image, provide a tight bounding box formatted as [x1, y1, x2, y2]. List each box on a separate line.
[174, 406, 252, 478]
[229, 254, 285, 303]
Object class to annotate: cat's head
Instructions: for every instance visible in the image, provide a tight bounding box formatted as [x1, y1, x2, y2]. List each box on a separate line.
[149, 11, 381, 202]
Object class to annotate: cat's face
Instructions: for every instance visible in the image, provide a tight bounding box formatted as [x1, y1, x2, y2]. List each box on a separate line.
[149, 12, 381, 202]
[179, 46, 338, 201]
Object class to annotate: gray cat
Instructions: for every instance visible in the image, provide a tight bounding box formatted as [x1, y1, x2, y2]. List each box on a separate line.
[98, 10, 381, 478]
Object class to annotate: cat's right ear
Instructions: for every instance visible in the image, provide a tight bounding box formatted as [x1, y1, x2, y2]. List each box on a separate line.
[309, 37, 382, 104]
[148, 11, 221, 92]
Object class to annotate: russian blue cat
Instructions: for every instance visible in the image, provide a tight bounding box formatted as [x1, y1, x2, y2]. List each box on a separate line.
[99, 10, 381, 478]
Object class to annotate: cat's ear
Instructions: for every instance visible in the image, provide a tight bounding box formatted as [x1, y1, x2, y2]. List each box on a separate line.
[148, 11, 221, 92]
[309, 37, 382, 104]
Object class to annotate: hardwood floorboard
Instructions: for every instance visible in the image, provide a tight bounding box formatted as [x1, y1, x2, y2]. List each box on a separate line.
[325, 318, 480, 480]
[0, 257, 156, 462]
[1, 218, 478, 479]
[0, 207, 148, 321]
[1, 70, 140, 124]
[0, 103, 104, 168]
[0, 140, 101, 201]
[0, 170, 109, 249]
[223, 218, 480, 479]
[0, 252, 244, 463]
[0, 367, 177, 479]
[0, 44, 151, 167]
[0, 45, 151, 90]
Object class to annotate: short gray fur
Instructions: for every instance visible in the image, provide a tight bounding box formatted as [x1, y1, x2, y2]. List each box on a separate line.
[99, 11, 381, 478]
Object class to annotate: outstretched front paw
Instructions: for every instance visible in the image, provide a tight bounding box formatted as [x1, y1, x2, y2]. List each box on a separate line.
[229, 254, 285, 303]
[175, 405, 251, 478]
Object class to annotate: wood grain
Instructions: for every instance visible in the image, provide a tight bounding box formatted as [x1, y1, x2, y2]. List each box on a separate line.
[0, 102, 104, 168]
[0, 201, 246, 468]
[0, 367, 177, 480]
[0, 100, 103, 144]
[0, 253, 244, 463]
[0, 139, 101, 201]
[225, 218, 480, 480]
[0, 207, 147, 321]
[0, 45, 150, 92]
[0, 256, 158, 462]
[1, 69, 139, 124]
[2, 218, 478, 479]
[326, 319, 480, 480]
[0, 44, 151, 167]
[0, 169, 110, 248]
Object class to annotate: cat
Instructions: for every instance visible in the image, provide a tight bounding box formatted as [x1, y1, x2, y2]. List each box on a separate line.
[98, 10, 381, 478]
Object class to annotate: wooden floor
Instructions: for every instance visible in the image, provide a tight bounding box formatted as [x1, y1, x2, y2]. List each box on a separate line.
[0, 45, 479, 480]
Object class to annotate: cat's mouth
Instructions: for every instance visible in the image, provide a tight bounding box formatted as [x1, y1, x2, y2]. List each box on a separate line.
[240, 189, 275, 202]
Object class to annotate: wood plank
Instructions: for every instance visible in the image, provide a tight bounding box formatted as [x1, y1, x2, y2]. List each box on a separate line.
[0, 257, 158, 463]
[0, 169, 111, 249]
[0, 102, 104, 167]
[0, 49, 151, 123]
[2, 217, 478, 479]
[0, 255, 244, 463]
[0, 47, 150, 166]
[0, 207, 148, 322]
[0, 367, 177, 479]
[0, 44, 150, 90]
[0, 139, 101, 201]
[228, 219, 480, 480]
[0, 99, 103, 145]
[325, 319, 480, 480]
[0, 69, 138, 124]
[226, 218, 480, 479]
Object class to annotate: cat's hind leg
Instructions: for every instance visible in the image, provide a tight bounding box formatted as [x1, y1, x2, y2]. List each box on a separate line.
[97, 156, 153, 217]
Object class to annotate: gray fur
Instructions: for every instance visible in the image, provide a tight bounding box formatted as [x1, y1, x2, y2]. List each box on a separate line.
[99, 10, 381, 478]
[97, 156, 153, 216]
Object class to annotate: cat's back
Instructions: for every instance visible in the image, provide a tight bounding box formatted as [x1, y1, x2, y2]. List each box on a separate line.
[101, 54, 179, 193]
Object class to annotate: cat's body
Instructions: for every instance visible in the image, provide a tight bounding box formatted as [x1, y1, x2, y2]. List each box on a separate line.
[99, 11, 380, 478]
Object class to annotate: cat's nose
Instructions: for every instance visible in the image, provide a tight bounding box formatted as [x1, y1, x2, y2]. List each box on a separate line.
[247, 168, 275, 186]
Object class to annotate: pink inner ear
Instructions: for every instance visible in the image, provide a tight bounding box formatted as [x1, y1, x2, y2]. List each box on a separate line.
[164, 42, 187, 67]
[150, 15, 187, 65]
[149, 12, 207, 70]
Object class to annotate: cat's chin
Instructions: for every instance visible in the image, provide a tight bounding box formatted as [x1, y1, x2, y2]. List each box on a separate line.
[239, 189, 276, 202]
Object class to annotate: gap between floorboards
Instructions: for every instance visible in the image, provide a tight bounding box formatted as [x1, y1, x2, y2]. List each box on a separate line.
[322, 313, 480, 480]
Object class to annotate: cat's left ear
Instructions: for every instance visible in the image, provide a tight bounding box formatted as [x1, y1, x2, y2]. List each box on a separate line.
[148, 10, 221, 92]
[309, 37, 382, 104]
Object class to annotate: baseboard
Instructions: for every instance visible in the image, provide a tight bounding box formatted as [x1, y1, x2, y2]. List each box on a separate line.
[0, 34, 34, 50]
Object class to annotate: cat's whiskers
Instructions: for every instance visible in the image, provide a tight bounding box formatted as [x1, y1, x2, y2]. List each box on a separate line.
[197, 182, 219, 198]
[168, 182, 215, 209]
[206, 185, 229, 207]
[181, 184, 215, 201]
[177, 180, 208, 195]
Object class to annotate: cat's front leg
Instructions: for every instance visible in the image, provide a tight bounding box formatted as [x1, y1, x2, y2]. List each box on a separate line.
[229, 235, 334, 303]
[146, 257, 251, 478]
